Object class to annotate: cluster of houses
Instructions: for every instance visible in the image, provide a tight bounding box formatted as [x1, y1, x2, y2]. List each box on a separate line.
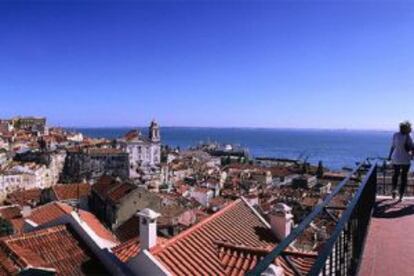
[0, 116, 355, 275]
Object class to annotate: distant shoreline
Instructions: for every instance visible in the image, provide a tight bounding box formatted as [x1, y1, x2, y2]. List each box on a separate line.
[63, 126, 394, 133]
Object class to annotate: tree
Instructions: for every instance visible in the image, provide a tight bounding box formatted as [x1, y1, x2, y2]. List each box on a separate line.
[226, 155, 231, 165]
[316, 161, 324, 178]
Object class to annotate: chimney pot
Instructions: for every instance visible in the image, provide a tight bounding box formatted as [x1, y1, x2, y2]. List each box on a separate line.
[269, 203, 294, 241]
[137, 208, 160, 250]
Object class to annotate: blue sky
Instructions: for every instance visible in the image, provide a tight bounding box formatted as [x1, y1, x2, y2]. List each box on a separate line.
[1, 1, 413, 129]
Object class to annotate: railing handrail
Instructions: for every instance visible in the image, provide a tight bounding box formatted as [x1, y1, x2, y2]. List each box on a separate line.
[246, 161, 370, 276]
[307, 164, 377, 275]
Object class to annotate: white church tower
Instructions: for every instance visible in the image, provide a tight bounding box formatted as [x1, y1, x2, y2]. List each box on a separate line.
[149, 120, 160, 143]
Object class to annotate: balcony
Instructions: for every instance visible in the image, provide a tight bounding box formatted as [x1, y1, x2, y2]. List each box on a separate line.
[247, 160, 414, 276]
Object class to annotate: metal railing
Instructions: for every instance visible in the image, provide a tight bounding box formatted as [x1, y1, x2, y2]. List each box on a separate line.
[247, 161, 378, 276]
[376, 161, 414, 196]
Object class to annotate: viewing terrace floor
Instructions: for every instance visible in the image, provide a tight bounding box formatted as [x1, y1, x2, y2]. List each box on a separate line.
[358, 196, 414, 276]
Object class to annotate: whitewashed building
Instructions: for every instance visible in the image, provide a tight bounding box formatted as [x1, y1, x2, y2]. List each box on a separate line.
[0, 170, 35, 202]
[0, 137, 9, 150]
[118, 120, 161, 179]
[189, 187, 214, 207]
[0, 162, 54, 198]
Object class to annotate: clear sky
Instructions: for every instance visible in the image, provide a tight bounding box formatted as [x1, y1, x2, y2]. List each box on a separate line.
[1, 1, 413, 129]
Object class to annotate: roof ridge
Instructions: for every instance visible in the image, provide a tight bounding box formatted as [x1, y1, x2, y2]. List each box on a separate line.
[3, 242, 38, 268]
[283, 249, 318, 258]
[54, 201, 73, 214]
[5, 224, 68, 242]
[151, 199, 243, 255]
[28, 201, 67, 219]
[214, 240, 273, 254]
[112, 237, 140, 252]
[241, 196, 271, 229]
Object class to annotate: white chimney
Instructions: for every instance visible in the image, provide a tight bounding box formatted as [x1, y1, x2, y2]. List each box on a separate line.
[21, 205, 32, 218]
[137, 208, 160, 250]
[269, 203, 294, 241]
[261, 264, 285, 276]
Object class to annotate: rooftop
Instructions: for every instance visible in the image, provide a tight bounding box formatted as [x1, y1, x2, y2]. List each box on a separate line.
[0, 224, 108, 275]
[92, 176, 136, 204]
[26, 202, 119, 245]
[112, 236, 168, 263]
[149, 198, 314, 275]
[5, 188, 42, 207]
[52, 183, 91, 201]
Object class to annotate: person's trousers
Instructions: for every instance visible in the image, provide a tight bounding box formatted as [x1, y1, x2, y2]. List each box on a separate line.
[392, 164, 410, 196]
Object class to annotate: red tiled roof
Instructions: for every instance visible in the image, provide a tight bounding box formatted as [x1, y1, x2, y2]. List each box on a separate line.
[115, 205, 193, 242]
[112, 236, 168, 263]
[0, 224, 108, 275]
[123, 129, 140, 141]
[91, 175, 114, 196]
[27, 202, 118, 244]
[216, 241, 316, 275]
[92, 176, 136, 204]
[150, 199, 278, 275]
[9, 218, 24, 235]
[0, 247, 19, 275]
[112, 237, 141, 262]
[115, 216, 140, 242]
[28, 202, 67, 225]
[5, 188, 42, 207]
[107, 183, 136, 204]
[0, 206, 22, 220]
[52, 183, 90, 201]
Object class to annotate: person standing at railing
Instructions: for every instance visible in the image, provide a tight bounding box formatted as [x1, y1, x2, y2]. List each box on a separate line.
[388, 121, 413, 201]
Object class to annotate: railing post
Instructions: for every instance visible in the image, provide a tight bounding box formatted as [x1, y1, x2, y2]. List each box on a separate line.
[247, 162, 378, 276]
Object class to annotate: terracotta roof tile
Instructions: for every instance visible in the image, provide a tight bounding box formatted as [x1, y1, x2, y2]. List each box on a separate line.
[115, 216, 139, 242]
[0, 246, 19, 275]
[27, 202, 119, 244]
[107, 183, 136, 204]
[113, 236, 168, 263]
[52, 183, 90, 201]
[115, 205, 195, 242]
[5, 188, 42, 207]
[92, 176, 136, 204]
[151, 199, 277, 275]
[0, 224, 108, 275]
[216, 241, 316, 275]
[0, 206, 22, 220]
[123, 129, 140, 141]
[112, 237, 141, 262]
[9, 218, 24, 235]
[28, 202, 67, 225]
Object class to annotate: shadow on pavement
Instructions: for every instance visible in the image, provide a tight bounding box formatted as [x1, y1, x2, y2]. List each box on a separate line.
[373, 198, 414, 218]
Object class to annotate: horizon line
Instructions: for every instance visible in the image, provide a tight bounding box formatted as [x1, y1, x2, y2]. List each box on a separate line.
[60, 125, 394, 132]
